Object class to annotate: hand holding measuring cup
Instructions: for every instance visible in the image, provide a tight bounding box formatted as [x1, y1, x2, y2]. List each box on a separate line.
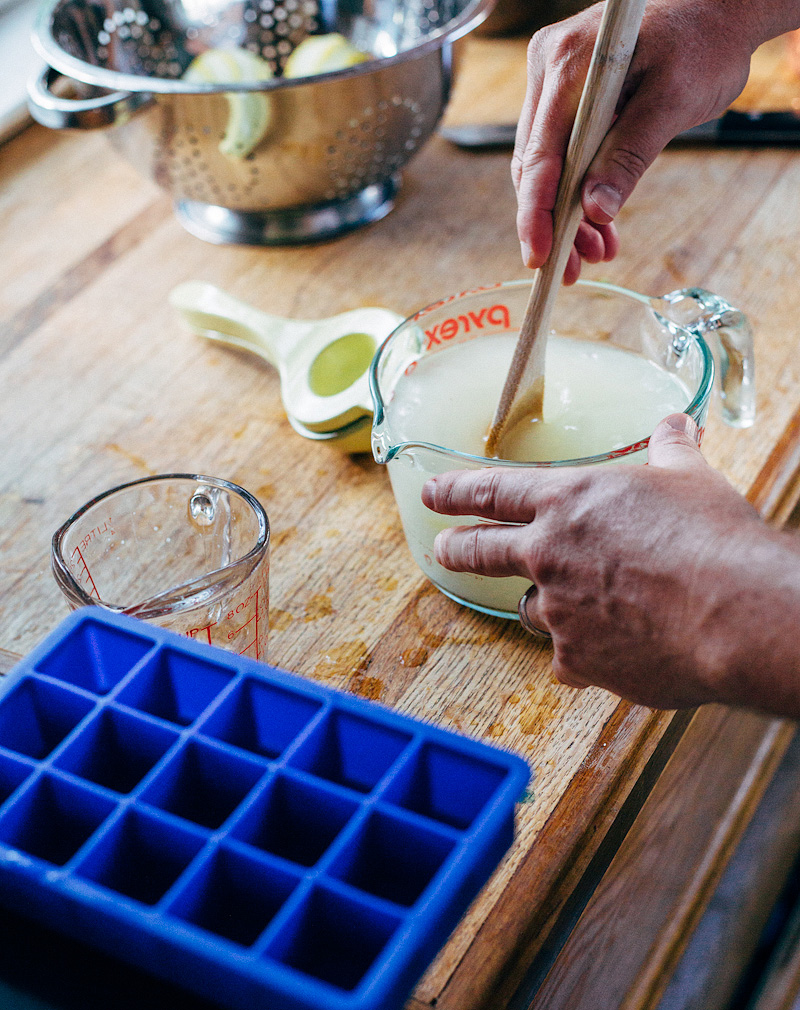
[423, 414, 772, 711]
[51, 475, 270, 660]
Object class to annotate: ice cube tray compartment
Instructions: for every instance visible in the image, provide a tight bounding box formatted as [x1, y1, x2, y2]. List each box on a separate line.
[0, 677, 94, 760]
[199, 677, 323, 759]
[265, 883, 404, 992]
[76, 806, 207, 906]
[54, 707, 179, 794]
[288, 708, 413, 794]
[139, 738, 267, 830]
[0, 610, 530, 1010]
[229, 771, 360, 867]
[167, 843, 303, 946]
[116, 647, 237, 726]
[33, 617, 155, 694]
[0, 773, 116, 866]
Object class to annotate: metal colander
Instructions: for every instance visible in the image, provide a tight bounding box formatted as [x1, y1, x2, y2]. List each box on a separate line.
[29, 0, 493, 243]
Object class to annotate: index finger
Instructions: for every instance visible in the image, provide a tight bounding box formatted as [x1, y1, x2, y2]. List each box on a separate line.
[422, 467, 564, 523]
[514, 63, 583, 267]
[513, 17, 601, 267]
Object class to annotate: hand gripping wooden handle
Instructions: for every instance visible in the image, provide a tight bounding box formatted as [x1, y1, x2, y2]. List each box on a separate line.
[485, 0, 648, 457]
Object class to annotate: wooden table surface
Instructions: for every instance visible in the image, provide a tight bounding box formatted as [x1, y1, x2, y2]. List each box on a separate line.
[4, 29, 800, 1010]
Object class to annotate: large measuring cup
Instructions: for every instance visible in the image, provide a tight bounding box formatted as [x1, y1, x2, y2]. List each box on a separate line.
[371, 279, 755, 620]
[52, 474, 270, 660]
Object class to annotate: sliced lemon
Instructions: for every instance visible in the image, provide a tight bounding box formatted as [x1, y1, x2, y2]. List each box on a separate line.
[184, 47, 275, 83]
[184, 47, 274, 159]
[282, 32, 370, 79]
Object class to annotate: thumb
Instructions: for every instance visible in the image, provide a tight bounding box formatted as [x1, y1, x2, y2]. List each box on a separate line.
[647, 414, 705, 470]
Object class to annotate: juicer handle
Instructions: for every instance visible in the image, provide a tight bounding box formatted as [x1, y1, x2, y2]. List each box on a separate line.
[169, 281, 308, 371]
[27, 65, 151, 130]
[663, 287, 756, 428]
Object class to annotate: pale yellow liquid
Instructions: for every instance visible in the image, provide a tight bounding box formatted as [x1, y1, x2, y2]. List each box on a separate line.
[385, 334, 691, 616]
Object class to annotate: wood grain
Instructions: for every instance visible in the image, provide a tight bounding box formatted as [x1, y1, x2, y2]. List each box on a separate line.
[653, 727, 800, 1010]
[0, 648, 20, 676]
[2, 32, 800, 1010]
[524, 710, 795, 1010]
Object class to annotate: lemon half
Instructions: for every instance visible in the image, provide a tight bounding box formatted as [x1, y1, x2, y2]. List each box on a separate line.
[282, 33, 370, 78]
[184, 47, 274, 159]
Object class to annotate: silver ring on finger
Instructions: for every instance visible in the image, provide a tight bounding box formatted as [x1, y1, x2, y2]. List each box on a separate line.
[518, 584, 552, 640]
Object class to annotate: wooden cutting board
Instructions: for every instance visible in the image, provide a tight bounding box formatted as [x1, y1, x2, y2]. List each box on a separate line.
[2, 31, 800, 1010]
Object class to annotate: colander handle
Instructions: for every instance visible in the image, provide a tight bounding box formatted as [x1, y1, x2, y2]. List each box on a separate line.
[27, 65, 152, 130]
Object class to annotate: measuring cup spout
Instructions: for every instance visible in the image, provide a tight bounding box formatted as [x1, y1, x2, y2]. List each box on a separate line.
[657, 287, 756, 428]
[370, 414, 394, 464]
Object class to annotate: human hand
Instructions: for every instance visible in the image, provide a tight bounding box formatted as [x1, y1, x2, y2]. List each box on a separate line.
[421, 414, 769, 710]
[514, 0, 789, 282]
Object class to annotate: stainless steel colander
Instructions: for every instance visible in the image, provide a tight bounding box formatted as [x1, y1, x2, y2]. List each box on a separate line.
[28, 0, 493, 243]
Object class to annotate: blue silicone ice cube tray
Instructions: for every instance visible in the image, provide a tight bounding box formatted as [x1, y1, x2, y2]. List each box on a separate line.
[0, 610, 529, 1010]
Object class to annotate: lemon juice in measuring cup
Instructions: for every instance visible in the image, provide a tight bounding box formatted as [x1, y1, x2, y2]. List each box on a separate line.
[52, 475, 270, 659]
[371, 279, 755, 619]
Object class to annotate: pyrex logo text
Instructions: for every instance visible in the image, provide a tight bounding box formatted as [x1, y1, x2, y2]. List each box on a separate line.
[423, 304, 510, 351]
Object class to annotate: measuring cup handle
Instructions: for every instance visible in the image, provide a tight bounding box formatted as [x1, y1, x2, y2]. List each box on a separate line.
[28, 65, 151, 130]
[169, 280, 304, 370]
[663, 287, 756, 429]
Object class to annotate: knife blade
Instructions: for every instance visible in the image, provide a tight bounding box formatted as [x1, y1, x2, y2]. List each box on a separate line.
[671, 109, 800, 145]
[440, 110, 800, 149]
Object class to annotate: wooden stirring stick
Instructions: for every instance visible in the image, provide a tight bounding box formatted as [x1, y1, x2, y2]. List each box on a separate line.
[485, 0, 648, 457]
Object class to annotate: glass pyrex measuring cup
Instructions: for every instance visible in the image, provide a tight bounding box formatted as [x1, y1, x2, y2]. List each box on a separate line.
[370, 279, 755, 620]
[52, 474, 270, 659]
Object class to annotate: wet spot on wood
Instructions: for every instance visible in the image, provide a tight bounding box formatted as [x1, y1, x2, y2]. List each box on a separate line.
[303, 593, 334, 622]
[485, 722, 505, 738]
[400, 646, 428, 668]
[270, 609, 294, 633]
[255, 483, 276, 500]
[519, 701, 555, 736]
[270, 525, 297, 549]
[375, 576, 398, 593]
[103, 443, 153, 474]
[348, 674, 383, 700]
[663, 245, 691, 283]
[441, 705, 464, 732]
[314, 640, 371, 680]
[451, 631, 494, 646]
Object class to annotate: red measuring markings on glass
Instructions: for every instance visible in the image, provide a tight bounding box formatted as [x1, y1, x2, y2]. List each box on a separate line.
[423, 304, 511, 351]
[69, 546, 101, 600]
[76, 519, 115, 552]
[187, 584, 267, 661]
[412, 282, 504, 322]
[67, 519, 116, 600]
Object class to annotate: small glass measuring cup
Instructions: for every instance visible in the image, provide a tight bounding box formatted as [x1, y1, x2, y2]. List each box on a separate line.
[370, 279, 755, 620]
[52, 474, 270, 659]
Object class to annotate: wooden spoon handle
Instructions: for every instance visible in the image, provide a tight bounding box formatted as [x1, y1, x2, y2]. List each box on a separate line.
[485, 0, 648, 456]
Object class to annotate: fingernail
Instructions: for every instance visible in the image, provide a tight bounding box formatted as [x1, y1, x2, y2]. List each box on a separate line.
[520, 241, 533, 268]
[589, 183, 621, 221]
[664, 413, 699, 439]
